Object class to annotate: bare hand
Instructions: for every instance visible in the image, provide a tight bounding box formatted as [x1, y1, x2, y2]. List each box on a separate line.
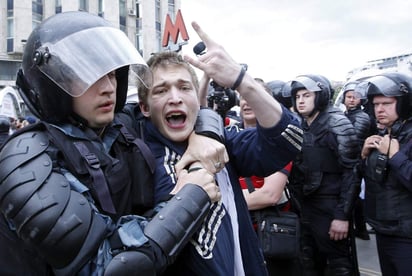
[184, 21, 243, 89]
[171, 162, 221, 203]
[184, 21, 283, 128]
[175, 132, 229, 175]
[329, 219, 349, 241]
[361, 135, 383, 159]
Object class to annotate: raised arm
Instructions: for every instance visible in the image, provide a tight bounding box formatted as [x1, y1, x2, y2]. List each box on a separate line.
[184, 21, 283, 128]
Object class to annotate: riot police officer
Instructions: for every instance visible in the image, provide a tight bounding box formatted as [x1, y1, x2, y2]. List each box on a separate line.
[342, 81, 371, 146]
[0, 11, 225, 275]
[341, 81, 372, 240]
[360, 72, 412, 276]
[285, 74, 361, 275]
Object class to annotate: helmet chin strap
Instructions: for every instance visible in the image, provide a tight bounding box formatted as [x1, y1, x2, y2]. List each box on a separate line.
[16, 69, 43, 119]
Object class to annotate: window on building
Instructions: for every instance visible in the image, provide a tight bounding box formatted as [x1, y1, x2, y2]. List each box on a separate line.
[168, 0, 175, 20]
[55, 0, 62, 13]
[7, 0, 13, 14]
[119, 0, 126, 32]
[79, 0, 88, 11]
[135, 1, 142, 36]
[7, 19, 13, 38]
[156, 30, 161, 53]
[98, 0, 104, 17]
[0, 60, 21, 80]
[155, 0, 161, 48]
[155, 0, 161, 28]
[32, 0, 43, 30]
[136, 33, 143, 56]
[136, 1, 141, 18]
[7, 0, 14, 53]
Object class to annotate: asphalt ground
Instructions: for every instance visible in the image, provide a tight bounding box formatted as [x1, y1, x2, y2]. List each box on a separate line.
[356, 231, 382, 276]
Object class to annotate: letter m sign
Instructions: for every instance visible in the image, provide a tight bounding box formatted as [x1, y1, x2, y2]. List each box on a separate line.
[162, 9, 189, 47]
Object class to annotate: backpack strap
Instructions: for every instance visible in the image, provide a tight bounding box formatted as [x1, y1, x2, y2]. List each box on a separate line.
[73, 141, 116, 214]
[119, 125, 156, 174]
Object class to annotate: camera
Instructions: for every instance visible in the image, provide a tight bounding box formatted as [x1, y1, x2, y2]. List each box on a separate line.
[374, 153, 388, 182]
[207, 81, 238, 119]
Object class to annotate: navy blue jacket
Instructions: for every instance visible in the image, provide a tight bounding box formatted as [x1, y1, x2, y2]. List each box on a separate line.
[143, 107, 302, 276]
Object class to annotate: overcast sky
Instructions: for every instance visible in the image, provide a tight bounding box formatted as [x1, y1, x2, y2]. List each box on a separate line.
[179, 0, 412, 82]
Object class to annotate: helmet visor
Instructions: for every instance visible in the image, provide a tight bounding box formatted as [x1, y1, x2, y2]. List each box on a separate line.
[343, 82, 358, 93]
[38, 26, 152, 97]
[361, 75, 407, 97]
[353, 81, 369, 100]
[293, 76, 324, 93]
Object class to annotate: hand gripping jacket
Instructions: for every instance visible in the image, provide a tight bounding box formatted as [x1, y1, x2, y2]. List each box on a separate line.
[363, 120, 412, 238]
[0, 124, 212, 275]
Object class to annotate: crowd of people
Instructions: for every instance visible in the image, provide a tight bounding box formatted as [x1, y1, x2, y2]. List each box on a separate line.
[0, 10, 411, 276]
[0, 115, 37, 146]
[215, 72, 412, 276]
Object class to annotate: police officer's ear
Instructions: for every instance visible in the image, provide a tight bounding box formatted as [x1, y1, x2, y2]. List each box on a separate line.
[139, 102, 151, 118]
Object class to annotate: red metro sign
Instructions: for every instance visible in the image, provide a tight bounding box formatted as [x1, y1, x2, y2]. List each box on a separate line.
[162, 9, 189, 49]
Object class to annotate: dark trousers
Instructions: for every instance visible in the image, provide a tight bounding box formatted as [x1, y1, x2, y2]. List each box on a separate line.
[300, 197, 358, 276]
[353, 198, 367, 232]
[376, 233, 412, 276]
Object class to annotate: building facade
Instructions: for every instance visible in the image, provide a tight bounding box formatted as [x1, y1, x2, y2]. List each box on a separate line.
[0, 0, 183, 117]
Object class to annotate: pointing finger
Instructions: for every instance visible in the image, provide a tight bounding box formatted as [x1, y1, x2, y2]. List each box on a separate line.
[191, 21, 217, 49]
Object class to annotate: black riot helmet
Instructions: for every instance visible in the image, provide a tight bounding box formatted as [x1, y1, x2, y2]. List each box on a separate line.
[16, 11, 151, 124]
[266, 80, 292, 108]
[357, 72, 412, 120]
[341, 80, 367, 106]
[283, 74, 332, 115]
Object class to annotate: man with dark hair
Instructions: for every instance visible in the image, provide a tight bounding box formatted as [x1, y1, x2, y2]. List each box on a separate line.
[285, 74, 361, 275]
[342, 81, 371, 240]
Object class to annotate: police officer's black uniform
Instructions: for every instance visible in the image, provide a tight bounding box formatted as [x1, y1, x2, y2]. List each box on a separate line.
[285, 75, 361, 276]
[0, 12, 222, 276]
[360, 73, 412, 276]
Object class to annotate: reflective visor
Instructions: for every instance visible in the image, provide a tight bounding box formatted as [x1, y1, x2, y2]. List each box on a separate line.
[360, 75, 406, 97]
[353, 81, 369, 99]
[293, 76, 323, 92]
[343, 82, 357, 92]
[38, 26, 151, 97]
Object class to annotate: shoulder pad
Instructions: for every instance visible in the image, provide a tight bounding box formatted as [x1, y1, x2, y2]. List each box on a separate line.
[0, 153, 53, 219]
[0, 131, 49, 182]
